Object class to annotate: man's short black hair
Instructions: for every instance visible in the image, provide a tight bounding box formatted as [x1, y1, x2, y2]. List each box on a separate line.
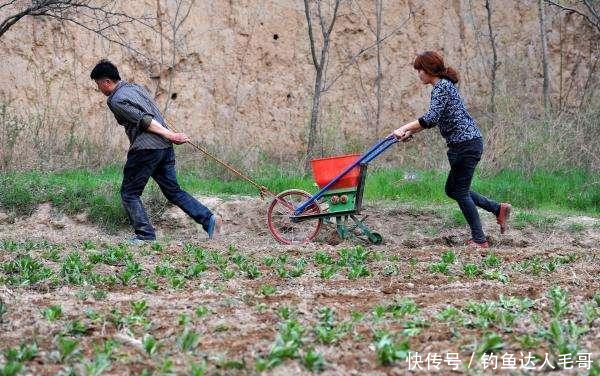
[90, 59, 121, 81]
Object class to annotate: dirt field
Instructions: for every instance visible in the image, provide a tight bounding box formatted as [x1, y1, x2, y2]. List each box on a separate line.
[0, 197, 598, 375]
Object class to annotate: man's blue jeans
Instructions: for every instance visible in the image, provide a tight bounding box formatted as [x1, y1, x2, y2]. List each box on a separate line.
[121, 147, 213, 240]
[445, 138, 500, 243]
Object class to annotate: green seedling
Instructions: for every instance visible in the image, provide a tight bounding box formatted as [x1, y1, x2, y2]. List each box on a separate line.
[178, 328, 201, 353]
[463, 262, 481, 277]
[290, 259, 307, 278]
[56, 336, 80, 362]
[67, 319, 89, 336]
[259, 284, 276, 296]
[373, 331, 410, 366]
[131, 300, 149, 316]
[483, 269, 510, 283]
[262, 256, 275, 267]
[43, 305, 63, 321]
[0, 298, 6, 323]
[3, 254, 53, 285]
[428, 262, 450, 275]
[382, 263, 399, 276]
[474, 332, 504, 358]
[319, 265, 337, 279]
[244, 263, 261, 279]
[441, 250, 456, 264]
[189, 362, 207, 376]
[0, 362, 22, 376]
[388, 298, 419, 318]
[548, 286, 569, 318]
[83, 354, 110, 376]
[314, 251, 333, 265]
[482, 253, 502, 268]
[195, 306, 209, 318]
[142, 334, 160, 356]
[302, 348, 326, 373]
[4, 343, 38, 362]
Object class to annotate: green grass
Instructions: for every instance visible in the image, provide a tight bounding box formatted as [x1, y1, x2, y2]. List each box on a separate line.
[0, 165, 598, 230]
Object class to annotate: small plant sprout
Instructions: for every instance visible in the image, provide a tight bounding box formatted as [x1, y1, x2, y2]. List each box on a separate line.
[178, 328, 201, 353]
[195, 305, 209, 318]
[56, 336, 80, 362]
[259, 284, 277, 296]
[43, 305, 63, 321]
[302, 348, 326, 372]
[142, 334, 159, 356]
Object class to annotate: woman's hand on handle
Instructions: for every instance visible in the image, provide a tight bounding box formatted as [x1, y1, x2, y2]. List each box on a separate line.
[391, 120, 424, 142]
[393, 128, 413, 142]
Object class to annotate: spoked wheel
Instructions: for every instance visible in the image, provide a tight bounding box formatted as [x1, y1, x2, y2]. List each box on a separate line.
[267, 189, 322, 245]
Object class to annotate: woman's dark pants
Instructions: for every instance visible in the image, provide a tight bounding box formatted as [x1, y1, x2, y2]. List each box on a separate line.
[445, 138, 500, 243]
[120, 147, 213, 240]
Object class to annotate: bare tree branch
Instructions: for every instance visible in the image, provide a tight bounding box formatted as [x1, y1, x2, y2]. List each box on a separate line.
[0, 0, 160, 62]
[304, 0, 319, 69]
[323, 12, 412, 92]
[544, 0, 600, 33]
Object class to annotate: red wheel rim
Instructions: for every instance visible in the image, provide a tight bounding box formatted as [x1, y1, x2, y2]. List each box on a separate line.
[267, 189, 322, 245]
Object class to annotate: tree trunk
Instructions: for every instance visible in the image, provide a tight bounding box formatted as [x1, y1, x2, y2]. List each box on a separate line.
[538, 0, 551, 111]
[375, 0, 383, 138]
[484, 0, 498, 127]
[306, 67, 323, 171]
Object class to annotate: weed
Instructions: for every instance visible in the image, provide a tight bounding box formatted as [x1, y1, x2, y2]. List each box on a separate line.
[277, 306, 293, 320]
[568, 222, 585, 233]
[61, 252, 92, 285]
[435, 307, 463, 324]
[348, 264, 370, 279]
[82, 240, 96, 250]
[131, 300, 149, 316]
[178, 313, 190, 327]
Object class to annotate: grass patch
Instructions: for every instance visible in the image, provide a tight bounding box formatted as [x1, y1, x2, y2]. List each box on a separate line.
[1, 166, 597, 229]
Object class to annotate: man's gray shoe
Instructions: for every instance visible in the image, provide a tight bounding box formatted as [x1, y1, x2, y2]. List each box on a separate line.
[207, 214, 222, 239]
[128, 236, 153, 246]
